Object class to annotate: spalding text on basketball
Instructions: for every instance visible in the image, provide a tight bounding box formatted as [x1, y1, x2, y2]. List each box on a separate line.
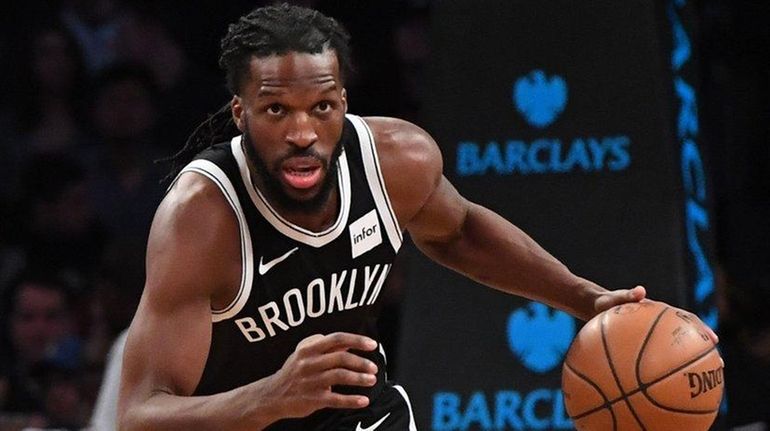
[686, 366, 724, 398]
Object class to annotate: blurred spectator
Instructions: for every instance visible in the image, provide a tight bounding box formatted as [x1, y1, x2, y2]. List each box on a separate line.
[88, 63, 165, 244]
[83, 239, 145, 368]
[60, 0, 126, 74]
[115, 8, 186, 92]
[1, 24, 91, 200]
[43, 366, 89, 429]
[3, 155, 108, 294]
[15, 25, 89, 154]
[114, 4, 226, 149]
[0, 274, 83, 420]
[84, 240, 144, 430]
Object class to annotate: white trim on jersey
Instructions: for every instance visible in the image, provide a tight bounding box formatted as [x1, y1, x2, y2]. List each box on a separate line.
[175, 160, 255, 322]
[346, 114, 403, 254]
[231, 136, 352, 248]
[393, 385, 418, 431]
[376, 342, 389, 382]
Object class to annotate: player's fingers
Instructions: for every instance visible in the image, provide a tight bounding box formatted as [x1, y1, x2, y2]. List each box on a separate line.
[311, 332, 378, 353]
[312, 351, 378, 374]
[295, 333, 326, 351]
[628, 285, 647, 301]
[321, 393, 370, 410]
[295, 333, 366, 356]
[316, 368, 377, 388]
[595, 286, 646, 313]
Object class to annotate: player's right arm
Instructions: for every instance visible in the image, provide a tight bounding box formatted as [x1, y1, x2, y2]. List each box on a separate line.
[117, 173, 379, 431]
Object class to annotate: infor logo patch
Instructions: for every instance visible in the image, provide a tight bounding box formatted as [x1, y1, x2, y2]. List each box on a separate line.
[349, 209, 382, 259]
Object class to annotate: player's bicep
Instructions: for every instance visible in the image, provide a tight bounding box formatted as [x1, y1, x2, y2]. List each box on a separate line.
[405, 175, 470, 248]
[119, 174, 238, 413]
[120, 284, 212, 400]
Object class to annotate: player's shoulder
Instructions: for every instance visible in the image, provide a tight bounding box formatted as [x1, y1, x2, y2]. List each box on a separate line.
[361, 116, 442, 175]
[151, 171, 239, 251]
[164, 170, 227, 210]
[145, 170, 241, 301]
[360, 116, 443, 224]
[362, 116, 439, 157]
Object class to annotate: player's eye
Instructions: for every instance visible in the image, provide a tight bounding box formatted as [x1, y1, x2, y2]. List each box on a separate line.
[316, 101, 331, 113]
[267, 103, 284, 115]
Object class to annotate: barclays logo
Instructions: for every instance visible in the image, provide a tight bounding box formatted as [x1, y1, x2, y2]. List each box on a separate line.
[430, 301, 576, 430]
[669, 0, 718, 334]
[513, 70, 568, 129]
[507, 302, 574, 373]
[455, 70, 632, 177]
[432, 390, 572, 430]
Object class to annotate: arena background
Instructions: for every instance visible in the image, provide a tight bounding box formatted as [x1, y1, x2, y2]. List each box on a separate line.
[0, 0, 768, 430]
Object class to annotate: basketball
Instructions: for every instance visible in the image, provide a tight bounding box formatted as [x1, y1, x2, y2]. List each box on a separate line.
[561, 301, 724, 430]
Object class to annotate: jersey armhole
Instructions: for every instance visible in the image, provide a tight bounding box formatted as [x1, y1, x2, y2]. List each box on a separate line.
[175, 160, 254, 322]
[346, 114, 403, 253]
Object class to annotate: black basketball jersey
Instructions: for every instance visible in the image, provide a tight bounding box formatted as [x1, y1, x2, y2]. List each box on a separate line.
[179, 115, 402, 411]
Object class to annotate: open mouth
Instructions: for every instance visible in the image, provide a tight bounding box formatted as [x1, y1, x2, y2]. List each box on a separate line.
[281, 157, 323, 190]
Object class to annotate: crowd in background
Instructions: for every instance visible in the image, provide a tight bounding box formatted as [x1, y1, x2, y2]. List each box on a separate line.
[0, 0, 766, 429]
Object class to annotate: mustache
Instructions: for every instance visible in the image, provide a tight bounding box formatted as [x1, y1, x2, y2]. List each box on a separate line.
[277, 147, 327, 167]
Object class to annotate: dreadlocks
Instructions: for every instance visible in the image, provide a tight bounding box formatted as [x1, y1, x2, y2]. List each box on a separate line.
[162, 3, 353, 182]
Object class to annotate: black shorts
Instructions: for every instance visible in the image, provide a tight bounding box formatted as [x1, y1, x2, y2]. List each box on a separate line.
[266, 383, 417, 430]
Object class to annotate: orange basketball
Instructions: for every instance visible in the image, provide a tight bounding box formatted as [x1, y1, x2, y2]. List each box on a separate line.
[561, 301, 724, 430]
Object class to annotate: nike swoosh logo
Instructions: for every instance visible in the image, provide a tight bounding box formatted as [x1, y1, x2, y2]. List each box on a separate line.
[258, 247, 299, 275]
[355, 412, 391, 431]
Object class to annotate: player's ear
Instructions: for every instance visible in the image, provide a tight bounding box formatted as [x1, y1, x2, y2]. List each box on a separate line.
[341, 88, 348, 113]
[231, 95, 244, 132]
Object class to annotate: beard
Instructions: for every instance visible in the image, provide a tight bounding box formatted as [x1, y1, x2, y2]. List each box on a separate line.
[242, 125, 344, 214]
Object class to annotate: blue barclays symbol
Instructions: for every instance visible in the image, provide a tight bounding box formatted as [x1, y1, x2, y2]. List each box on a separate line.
[507, 302, 574, 373]
[513, 70, 568, 129]
[669, 0, 716, 328]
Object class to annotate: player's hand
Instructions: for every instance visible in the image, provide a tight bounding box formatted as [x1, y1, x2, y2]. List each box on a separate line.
[593, 288, 720, 345]
[593, 285, 647, 315]
[261, 332, 379, 420]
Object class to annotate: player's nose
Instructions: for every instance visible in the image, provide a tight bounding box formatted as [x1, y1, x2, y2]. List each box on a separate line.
[285, 113, 318, 148]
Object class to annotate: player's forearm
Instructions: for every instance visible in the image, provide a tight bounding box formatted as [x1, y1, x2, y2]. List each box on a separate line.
[119, 380, 279, 431]
[415, 203, 605, 321]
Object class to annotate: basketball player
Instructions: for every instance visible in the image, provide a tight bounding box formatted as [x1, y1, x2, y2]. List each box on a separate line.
[117, 4, 654, 430]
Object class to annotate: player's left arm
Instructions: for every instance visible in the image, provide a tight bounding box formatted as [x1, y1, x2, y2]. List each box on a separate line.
[368, 117, 644, 322]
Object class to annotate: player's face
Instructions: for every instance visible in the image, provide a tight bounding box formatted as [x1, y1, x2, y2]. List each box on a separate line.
[232, 49, 348, 212]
